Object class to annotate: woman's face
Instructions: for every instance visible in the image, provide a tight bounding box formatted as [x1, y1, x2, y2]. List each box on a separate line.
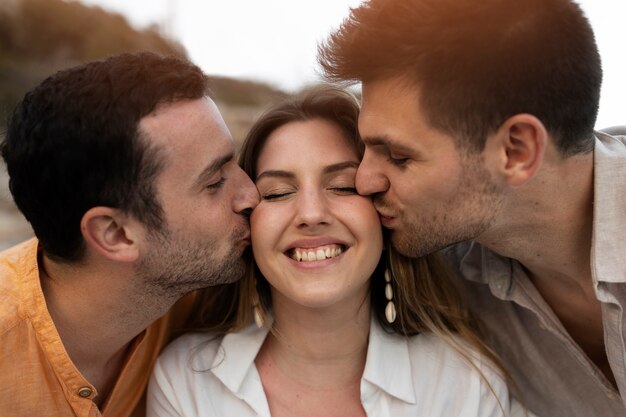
[251, 118, 383, 310]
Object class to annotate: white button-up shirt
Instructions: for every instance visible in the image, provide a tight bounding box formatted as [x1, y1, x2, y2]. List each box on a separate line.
[147, 317, 511, 417]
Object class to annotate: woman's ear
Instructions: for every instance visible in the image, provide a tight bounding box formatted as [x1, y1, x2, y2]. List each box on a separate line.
[487, 114, 547, 186]
[80, 207, 141, 263]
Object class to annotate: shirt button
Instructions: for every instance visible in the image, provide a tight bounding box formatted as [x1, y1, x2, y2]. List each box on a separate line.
[78, 387, 93, 398]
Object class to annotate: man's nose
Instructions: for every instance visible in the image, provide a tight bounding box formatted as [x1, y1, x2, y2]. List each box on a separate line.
[233, 166, 260, 215]
[356, 152, 390, 195]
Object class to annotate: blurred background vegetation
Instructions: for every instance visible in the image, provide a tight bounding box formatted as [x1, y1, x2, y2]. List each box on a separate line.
[0, 0, 288, 248]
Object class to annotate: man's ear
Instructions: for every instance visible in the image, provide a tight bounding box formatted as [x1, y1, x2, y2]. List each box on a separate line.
[488, 114, 547, 186]
[80, 207, 141, 263]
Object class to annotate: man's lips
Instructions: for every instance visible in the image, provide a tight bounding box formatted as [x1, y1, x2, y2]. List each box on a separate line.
[378, 214, 396, 228]
[237, 229, 251, 245]
[375, 206, 396, 227]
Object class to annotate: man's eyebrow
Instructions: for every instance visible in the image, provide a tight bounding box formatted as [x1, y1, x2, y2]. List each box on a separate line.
[361, 135, 389, 147]
[195, 152, 234, 186]
[361, 135, 414, 154]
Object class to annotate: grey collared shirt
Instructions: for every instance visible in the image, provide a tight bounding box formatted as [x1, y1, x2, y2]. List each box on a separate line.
[443, 131, 626, 417]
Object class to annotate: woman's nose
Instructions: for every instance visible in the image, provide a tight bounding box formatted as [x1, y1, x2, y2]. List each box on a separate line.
[294, 188, 332, 228]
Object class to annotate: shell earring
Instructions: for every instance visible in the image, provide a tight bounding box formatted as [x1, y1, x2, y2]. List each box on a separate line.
[384, 268, 397, 323]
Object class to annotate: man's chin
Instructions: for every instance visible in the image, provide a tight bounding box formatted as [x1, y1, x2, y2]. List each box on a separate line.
[390, 229, 442, 258]
[389, 230, 416, 256]
[220, 257, 247, 284]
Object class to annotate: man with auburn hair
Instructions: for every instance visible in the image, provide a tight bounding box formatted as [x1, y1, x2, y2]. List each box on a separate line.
[319, 0, 625, 415]
[0, 52, 259, 416]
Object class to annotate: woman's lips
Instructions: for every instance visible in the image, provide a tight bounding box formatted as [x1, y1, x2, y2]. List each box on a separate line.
[288, 244, 345, 262]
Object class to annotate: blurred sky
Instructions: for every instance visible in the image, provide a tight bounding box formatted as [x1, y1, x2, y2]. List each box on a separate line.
[79, 0, 624, 129]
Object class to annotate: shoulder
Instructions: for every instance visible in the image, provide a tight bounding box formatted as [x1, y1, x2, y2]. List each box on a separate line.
[598, 125, 626, 139]
[150, 331, 229, 397]
[595, 129, 626, 155]
[406, 332, 481, 369]
[154, 331, 224, 377]
[148, 332, 227, 416]
[407, 332, 509, 402]
[148, 326, 269, 417]
[0, 239, 39, 335]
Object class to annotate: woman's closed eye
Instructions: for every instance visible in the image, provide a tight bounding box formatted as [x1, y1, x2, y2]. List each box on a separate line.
[329, 186, 357, 195]
[261, 189, 295, 201]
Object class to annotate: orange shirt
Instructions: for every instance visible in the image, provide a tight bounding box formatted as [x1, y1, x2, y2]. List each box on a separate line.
[0, 239, 194, 417]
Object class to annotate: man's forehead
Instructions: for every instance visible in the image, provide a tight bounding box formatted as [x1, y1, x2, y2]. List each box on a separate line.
[362, 77, 420, 106]
[361, 79, 426, 129]
[139, 97, 215, 130]
[138, 96, 235, 179]
[138, 97, 230, 145]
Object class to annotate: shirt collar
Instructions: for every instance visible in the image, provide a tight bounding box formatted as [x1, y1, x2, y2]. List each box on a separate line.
[211, 316, 417, 405]
[591, 131, 626, 285]
[447, 241, 514, 299]
[211, 320, 272, 417]
[211, 320, 270, 393]
[362, 317, 416, 404]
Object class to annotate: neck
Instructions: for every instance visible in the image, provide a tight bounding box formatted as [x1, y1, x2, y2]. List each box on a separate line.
[476, 149, 614, 384]
[477, 150, 594, 289]
[257, 291, 371, 389]
[40, 253, 177, 403]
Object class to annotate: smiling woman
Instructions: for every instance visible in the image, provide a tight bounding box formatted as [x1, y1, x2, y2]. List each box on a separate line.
[251, 117, 382, 313]
[146, 87, 521, 417]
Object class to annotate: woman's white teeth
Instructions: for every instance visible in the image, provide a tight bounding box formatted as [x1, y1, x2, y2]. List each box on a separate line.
[291, 246, 343, 262]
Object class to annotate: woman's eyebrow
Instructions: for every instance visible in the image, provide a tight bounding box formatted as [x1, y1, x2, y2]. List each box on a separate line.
[322, 161, 359, 175]
[256, 170, 295, 182]
[256, 161, 358, 181]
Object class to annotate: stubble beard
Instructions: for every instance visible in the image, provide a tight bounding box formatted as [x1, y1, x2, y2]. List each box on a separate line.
[137, 224, 247, 299]
[384, 154, 502, 257]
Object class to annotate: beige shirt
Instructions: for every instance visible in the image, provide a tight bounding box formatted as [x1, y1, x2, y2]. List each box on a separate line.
[0, 239, 194, 417]
[444, 131, 626, 417]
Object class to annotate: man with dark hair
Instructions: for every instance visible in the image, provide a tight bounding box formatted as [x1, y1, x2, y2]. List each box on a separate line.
[0, 52, 259, 416]
[320, 0, 625, 415]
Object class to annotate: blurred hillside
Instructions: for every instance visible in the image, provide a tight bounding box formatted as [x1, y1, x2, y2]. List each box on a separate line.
[0, 0, 288, 249]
